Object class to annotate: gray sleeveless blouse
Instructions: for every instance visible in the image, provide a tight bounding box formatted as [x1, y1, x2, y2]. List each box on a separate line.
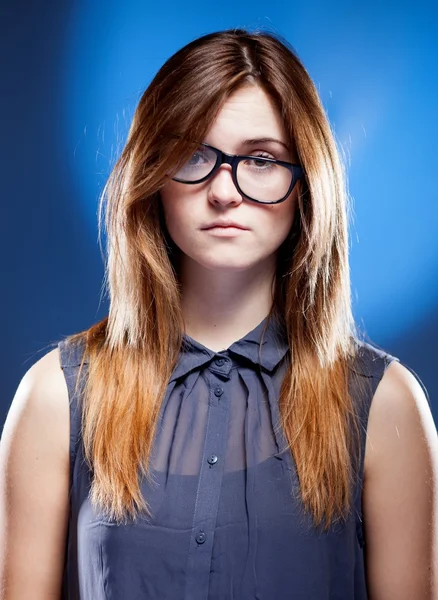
[58, 315, 399, 599]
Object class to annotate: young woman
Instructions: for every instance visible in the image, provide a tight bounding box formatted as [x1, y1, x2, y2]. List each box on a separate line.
[1, 29, 437, 600]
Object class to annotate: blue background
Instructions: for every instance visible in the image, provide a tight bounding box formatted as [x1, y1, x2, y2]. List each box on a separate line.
[1, 0, 437, 426]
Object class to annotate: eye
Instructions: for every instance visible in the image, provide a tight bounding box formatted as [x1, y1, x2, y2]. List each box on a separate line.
[245, 152, 276, 169]
[173, 145, 217, 181]
[187, 149, 209, 166]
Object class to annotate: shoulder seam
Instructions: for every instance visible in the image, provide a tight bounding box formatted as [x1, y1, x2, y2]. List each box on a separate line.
[349, 341, 399, 378]
[58, 337, 89, 368]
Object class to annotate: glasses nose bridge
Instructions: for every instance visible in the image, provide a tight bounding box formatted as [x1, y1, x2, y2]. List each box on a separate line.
[207, 150, 242, 204]
[217, 149, 238, 170]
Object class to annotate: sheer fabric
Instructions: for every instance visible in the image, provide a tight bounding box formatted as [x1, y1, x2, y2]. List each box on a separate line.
[59, 315, 399, 599]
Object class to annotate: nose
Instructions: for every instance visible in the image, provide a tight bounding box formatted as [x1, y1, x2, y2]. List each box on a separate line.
[207, 165, 243, 208]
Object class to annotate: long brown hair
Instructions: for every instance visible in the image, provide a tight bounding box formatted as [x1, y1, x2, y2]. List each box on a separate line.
[68, 29, 363, 530]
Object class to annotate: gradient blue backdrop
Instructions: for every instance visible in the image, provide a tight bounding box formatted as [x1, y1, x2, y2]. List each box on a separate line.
[1, 0, 437, 426]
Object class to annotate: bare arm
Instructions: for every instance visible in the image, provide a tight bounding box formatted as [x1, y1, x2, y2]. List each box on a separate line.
[0, 348, 70, 599]
[363, 361, 438, 599]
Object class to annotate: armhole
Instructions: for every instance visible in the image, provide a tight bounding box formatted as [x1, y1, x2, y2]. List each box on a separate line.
[58, 338, 88, 493]
[349, 342, 399, 549]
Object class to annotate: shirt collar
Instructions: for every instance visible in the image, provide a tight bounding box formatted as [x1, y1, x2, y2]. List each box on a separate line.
[169, 314, 289, 383]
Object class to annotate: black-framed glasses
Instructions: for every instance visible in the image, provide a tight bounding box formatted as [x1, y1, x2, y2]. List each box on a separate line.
[172, 142, 304, 204]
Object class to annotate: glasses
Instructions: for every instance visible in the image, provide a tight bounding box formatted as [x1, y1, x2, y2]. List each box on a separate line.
[172, 142, 304, 204]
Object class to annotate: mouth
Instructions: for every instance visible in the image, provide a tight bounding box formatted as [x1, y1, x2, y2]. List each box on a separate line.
[201, 225, 250, 237]
[202, 222, 249, 231]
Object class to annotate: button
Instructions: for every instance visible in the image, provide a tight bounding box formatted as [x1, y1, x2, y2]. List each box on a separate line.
[207, 454, 218, 465]
[196, 531, 206, 544]
[214, 386, 224, 397]
[214, 357, 226, 366]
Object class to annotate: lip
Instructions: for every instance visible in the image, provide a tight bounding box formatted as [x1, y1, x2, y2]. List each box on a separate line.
[201, 220, 249, 230]
[203, 226, 248, 237]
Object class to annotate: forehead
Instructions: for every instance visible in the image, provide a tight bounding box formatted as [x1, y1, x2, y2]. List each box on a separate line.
[205, 85, 287, 151]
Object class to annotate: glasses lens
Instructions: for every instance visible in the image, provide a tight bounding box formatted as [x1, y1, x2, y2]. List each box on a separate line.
[173, 146, 217, 182]
[237, 157, 293, 202]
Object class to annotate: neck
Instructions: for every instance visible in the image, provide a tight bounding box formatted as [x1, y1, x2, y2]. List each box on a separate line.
[179, 256, 276, 352]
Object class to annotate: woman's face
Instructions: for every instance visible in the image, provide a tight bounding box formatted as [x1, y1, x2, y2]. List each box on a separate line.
[159, 84, 299, 274]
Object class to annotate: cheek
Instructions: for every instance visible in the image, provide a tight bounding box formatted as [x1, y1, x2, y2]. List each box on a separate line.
[262, 199, 297, 246]
[160, 186, 183, 227]
[159, 188, 195, 249]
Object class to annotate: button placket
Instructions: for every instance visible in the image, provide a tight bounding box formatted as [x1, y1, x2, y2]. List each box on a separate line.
[184, 371, 231, 600]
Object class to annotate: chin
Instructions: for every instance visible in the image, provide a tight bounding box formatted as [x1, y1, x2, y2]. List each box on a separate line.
[193, 254, 264, 273]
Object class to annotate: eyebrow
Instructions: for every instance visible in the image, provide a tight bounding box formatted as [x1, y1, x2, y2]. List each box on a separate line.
[242, 138, 290, 151]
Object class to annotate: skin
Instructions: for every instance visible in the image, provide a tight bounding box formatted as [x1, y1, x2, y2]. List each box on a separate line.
[363, 361, 438, 599]
[0, 86, 436, 599]
[160, 84, 298, 351]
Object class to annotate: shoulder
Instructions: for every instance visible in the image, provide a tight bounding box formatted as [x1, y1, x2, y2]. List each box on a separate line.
[58, 334, 88, 368]
[14, 346, 68, 408]
[23, 346, 69, 403]
[362, 359, 438, 597]
[1, 347, 70, 468]
[0, 347, 71, 597]
[348, 339, 397, 379]
[363, 353, 436, 480]
[365, 359, 436, 471]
